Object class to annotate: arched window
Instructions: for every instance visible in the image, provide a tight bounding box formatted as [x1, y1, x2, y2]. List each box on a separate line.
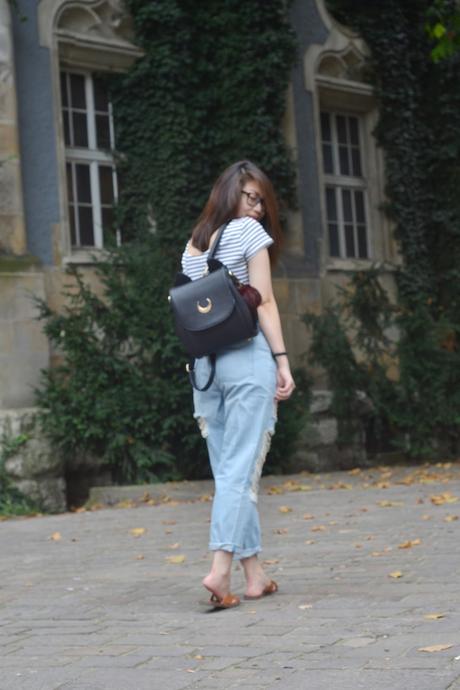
[317, 50, 371, 260]
[303, 1, 395, 271]
[38, 0, 142, 260]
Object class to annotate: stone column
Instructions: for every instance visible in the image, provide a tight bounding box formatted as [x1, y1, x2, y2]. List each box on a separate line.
[0, 0, 26, 255]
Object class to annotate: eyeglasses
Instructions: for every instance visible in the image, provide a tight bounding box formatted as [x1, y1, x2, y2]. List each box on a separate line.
[241, 189, 265, 209]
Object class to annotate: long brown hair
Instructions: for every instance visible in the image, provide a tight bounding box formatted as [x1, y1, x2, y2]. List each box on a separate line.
[191, 160, 283, 265]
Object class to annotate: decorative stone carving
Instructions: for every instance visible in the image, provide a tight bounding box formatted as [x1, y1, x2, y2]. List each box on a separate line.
[56, 0, 135, 45]
[318, 48, 368, 84]
[38, 0, 143, 70]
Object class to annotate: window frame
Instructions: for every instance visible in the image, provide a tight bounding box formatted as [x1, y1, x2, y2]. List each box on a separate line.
[60, 69, 119, 252]
[320, 109, 371, 260]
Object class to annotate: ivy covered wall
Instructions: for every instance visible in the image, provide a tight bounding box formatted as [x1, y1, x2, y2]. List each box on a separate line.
[307, 0, 460, 457]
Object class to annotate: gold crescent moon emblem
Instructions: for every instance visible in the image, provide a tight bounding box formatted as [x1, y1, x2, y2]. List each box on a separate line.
[197, 298, 212, 314]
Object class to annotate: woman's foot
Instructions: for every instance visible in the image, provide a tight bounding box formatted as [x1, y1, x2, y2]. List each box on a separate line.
[202, 571, 231, 600]
[241, 555, 278, 599]
[202, 549, 234, 600]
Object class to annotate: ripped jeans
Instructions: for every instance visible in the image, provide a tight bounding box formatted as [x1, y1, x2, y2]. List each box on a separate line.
[193, 331, 277, 559]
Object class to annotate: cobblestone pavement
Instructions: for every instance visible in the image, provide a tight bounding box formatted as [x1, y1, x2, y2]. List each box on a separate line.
[1, 463, 460, 690]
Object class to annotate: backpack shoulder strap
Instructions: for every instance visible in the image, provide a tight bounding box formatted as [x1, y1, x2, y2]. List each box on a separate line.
[208, 222, 229, 260]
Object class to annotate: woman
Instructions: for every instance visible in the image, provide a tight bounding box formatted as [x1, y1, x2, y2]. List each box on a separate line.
[182, 161, 295, 609]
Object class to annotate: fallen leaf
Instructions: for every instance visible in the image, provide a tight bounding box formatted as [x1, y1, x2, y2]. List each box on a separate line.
[298, 603, 313, 609]
[378, 500, 403, 508]
[424, 613, 446, 620]
[378, 466, 393, 475]
[418, 643, 453, 653]
[165, 555, 186, 564]
[398, 539, 421, 549]
[162, 499, 179, 507]
[267, 485, 284, 495]
[49, 532, 62, 541]
[199, 494, 212, 502]
[279, 506, 292, 513]
[310, 525, 327, 532]
[194, 655, 204, 660]
[273, 528, 288, 535]
[262, 559, 279, 565]
[136, 554, 144, 560]
[303, 513, 315, 520]
[116, 500, 135, 509]
[304, 539, 315, 544]
[162, 520, 176, 525]
[282, 480, 312, 492]
[348, 468, 362, 475]
[129, 528, 146, 538]
[430, 492, 459, 506]
[354, 543, 363, 549]
[444, 515, 459, 522]
[329, 482, 353, 490]
[168, 542, 181, 549]
[421, 514, 432, 520]
[389, 570, 403, 578]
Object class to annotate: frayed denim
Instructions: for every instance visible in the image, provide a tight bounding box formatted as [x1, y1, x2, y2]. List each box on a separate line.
[192, 331, 277, 559]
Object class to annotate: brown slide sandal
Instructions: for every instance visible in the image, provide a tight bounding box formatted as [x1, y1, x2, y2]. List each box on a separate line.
[208, 592, 241, 609]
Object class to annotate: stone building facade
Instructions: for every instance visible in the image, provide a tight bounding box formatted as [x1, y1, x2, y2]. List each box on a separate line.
[0, 0, 398, 509]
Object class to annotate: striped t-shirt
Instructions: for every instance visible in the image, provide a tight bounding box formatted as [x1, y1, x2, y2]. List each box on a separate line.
[181, 216, 273, 284]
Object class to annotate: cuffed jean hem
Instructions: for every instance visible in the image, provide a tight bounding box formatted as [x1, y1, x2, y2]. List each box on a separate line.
[209, 543, 262, 560]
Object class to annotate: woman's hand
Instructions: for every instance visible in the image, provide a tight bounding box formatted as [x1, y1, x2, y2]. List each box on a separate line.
[275, 361, 295, 401]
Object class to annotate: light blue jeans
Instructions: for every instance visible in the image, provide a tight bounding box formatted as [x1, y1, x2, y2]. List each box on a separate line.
[193, 331, 277, 559]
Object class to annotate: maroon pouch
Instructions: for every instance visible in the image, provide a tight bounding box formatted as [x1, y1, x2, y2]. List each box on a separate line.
[237, 283, 262, 313]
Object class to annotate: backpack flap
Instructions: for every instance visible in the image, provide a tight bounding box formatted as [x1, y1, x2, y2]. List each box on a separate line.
[169, 267, 236, 332]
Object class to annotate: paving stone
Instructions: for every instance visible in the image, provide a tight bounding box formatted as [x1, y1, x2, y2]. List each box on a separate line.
[1, 466, 460, 688]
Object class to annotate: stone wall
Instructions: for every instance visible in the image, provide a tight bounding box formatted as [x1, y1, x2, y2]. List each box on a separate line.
[0, 0, 26, 254]
[0, 267, 50, 408]
[290, 390, 370, 473]
[0, 0, 26, 256]
[0, 407, 65, 512]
